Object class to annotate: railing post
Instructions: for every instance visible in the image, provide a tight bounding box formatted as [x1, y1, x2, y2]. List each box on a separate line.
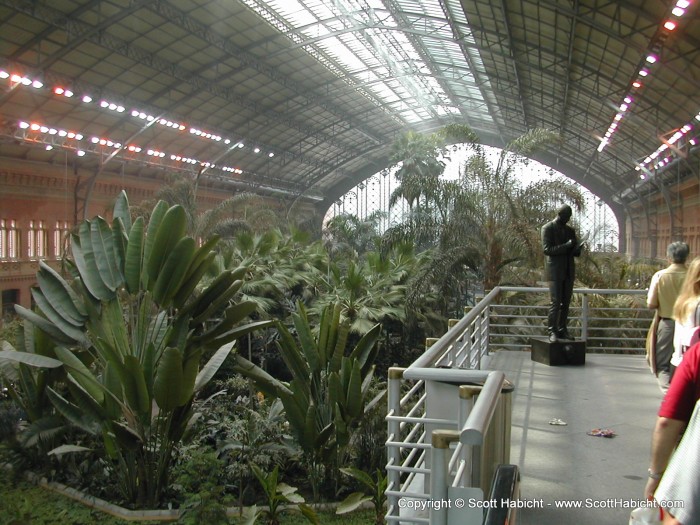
[386, 367, 404, 520]
[430, 430, 460, 525]
[459, 385, 482, 487]
[581, 293, 589, 341]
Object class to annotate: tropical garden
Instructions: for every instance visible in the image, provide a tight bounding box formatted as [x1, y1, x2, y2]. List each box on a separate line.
[0, 125, 661, 523]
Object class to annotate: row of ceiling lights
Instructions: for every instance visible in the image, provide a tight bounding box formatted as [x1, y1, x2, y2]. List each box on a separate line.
[16, 119, 246, 174]
[0, 69, 276, 174]
[597, 0, 699, 181]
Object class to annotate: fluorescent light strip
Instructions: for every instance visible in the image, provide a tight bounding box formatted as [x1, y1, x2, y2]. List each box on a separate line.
[596, 0, 691, 153]
[16, 119, 252, 176]
[1, 69, 274, 158]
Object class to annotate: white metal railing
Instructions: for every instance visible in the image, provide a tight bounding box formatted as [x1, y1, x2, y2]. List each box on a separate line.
[385, 286, 650, 525]
[493, 286, 650, 354]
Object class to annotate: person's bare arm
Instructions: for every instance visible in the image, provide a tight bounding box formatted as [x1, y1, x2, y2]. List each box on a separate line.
[644, 416, 686, 500]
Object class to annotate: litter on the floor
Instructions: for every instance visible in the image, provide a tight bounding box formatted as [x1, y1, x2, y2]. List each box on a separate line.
[587, 428, 616, 438]
[548, 418, 568, 425]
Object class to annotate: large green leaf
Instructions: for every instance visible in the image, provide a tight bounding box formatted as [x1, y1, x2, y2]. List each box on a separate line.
[232, 353, 293, 397]
[151, 236, 196, 306]
[123, 355, 150, 414]
[30, 289, 87, 342]
[54, 346, 105, 404]
[195, 319, 273, 350]
[193, 341, 233, 393]
[292, 305, 320, 373]
[112, 190, 132, 232]
[336, 492, 371, 515]
[141, 200, 168, 289]
[171, 250, 216, 309]
[98, 298, 131, 361]
[111, 216, 128, 284]
[37, 261, 87, 321]
[110, 421, 143, 451]
[145, 204, 187, 285]
[344, 360, 362, 418]
[14, 305, 80, 345]
[154, 347, 184, 410]
[103, 361, 124, 419]
[274, 322, 309, 382]
[329, 323, 349, 373]
[190, 279, 243, 326]
[46, 387, 98, 435]
[180, 356, 198, 405]
[91, 217, 121, 291]
[124, 217, 144, 294]
[72, 230, 115, 301]
[189, 300, 256, 342]
[0, 350, 62, 368]
[349, 322, 381, 375]
[183, 269, 237, 321]
[66, 377, 108, 422]
[318, 303, 341, 368]
[48, 444, 92, 456]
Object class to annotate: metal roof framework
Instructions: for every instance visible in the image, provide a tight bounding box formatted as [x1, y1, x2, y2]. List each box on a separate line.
[0, 0, 698, 218]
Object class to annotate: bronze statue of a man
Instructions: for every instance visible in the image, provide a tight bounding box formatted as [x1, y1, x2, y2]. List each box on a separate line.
[541, 205, 583, 342]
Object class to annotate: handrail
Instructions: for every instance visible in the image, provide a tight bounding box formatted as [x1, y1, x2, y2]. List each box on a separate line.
[408, 287, 500, 371]
[499, 286, 647, 296]
[460, 371, 505, 445]
[386, 286, 650, 525]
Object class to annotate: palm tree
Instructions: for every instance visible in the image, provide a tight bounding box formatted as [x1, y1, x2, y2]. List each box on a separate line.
[141, 175, 283, 240]
[384, 126, 585, 318]
[323, 211, 384, 262]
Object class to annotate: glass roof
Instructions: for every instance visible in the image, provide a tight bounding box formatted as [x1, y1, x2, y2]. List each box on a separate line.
[244, 0, 494, 127]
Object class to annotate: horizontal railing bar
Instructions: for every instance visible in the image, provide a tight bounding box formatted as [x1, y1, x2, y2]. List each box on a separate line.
[385, 441, 431, 450]
[386, 465, 431, 474]
[385, 490, 429, 499]
[387, 415, 453, 425]
[499, 286, 647, 296]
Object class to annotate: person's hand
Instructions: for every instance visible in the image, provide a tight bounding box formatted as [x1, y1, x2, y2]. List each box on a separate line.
[644, 476, 660, 501]
[563, 239, 574, 249]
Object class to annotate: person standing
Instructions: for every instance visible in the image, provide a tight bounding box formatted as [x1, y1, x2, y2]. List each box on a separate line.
[647, 242, 689, 393]
[644, 341, 700, 523]
[671, 257, 700, 375]
[541, 204, 583, 342]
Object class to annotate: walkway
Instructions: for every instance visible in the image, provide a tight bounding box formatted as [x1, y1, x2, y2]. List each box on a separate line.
[484, 350, 662, 525]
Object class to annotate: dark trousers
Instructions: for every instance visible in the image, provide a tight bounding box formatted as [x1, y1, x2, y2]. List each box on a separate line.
[548, 277, 574, 335]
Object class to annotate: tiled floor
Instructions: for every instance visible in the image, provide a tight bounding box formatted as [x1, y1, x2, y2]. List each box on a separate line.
[483, 350, 663, 525]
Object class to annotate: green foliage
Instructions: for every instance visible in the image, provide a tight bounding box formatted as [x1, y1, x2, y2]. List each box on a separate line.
[384, 125, 585, 321]
[174, 449, 230, 525]
[0, 190, 272, 508]
[337, 467, 387, 525]
[242, 465, 318, 525]
[233, 302, 382, 501]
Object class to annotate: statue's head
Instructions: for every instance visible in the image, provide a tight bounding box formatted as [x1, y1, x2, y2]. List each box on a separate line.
[556, 204, 572, 224]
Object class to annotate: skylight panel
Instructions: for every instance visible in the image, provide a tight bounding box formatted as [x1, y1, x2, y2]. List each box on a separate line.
[245, 0, 495, 127]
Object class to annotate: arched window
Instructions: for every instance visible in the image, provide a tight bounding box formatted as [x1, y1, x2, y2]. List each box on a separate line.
[36, 220, 47, 258]
[27, 220, 36, 259]
[53, 221, 70, 258]
[1, 219, 20, 259]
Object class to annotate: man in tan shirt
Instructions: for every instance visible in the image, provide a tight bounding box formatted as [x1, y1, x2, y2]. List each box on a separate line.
[647, 242, 689, 393]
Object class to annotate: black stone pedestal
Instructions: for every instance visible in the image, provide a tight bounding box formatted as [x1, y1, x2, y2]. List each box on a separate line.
[530, 337, 586, 366]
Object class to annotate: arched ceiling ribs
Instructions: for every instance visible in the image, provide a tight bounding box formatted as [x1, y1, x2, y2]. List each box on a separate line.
[148, 0, 384, 144]
[7, 0, 106, 62]
[495, 0, 529, 128]
[556, 0, 579, 149]
[5, 1, 375, 160]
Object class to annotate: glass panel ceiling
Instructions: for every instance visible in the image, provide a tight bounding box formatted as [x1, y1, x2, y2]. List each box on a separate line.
[243, 0, 494, 126]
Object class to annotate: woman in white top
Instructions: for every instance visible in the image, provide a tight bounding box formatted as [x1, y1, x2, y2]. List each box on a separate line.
[672, 257, 700, 373]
